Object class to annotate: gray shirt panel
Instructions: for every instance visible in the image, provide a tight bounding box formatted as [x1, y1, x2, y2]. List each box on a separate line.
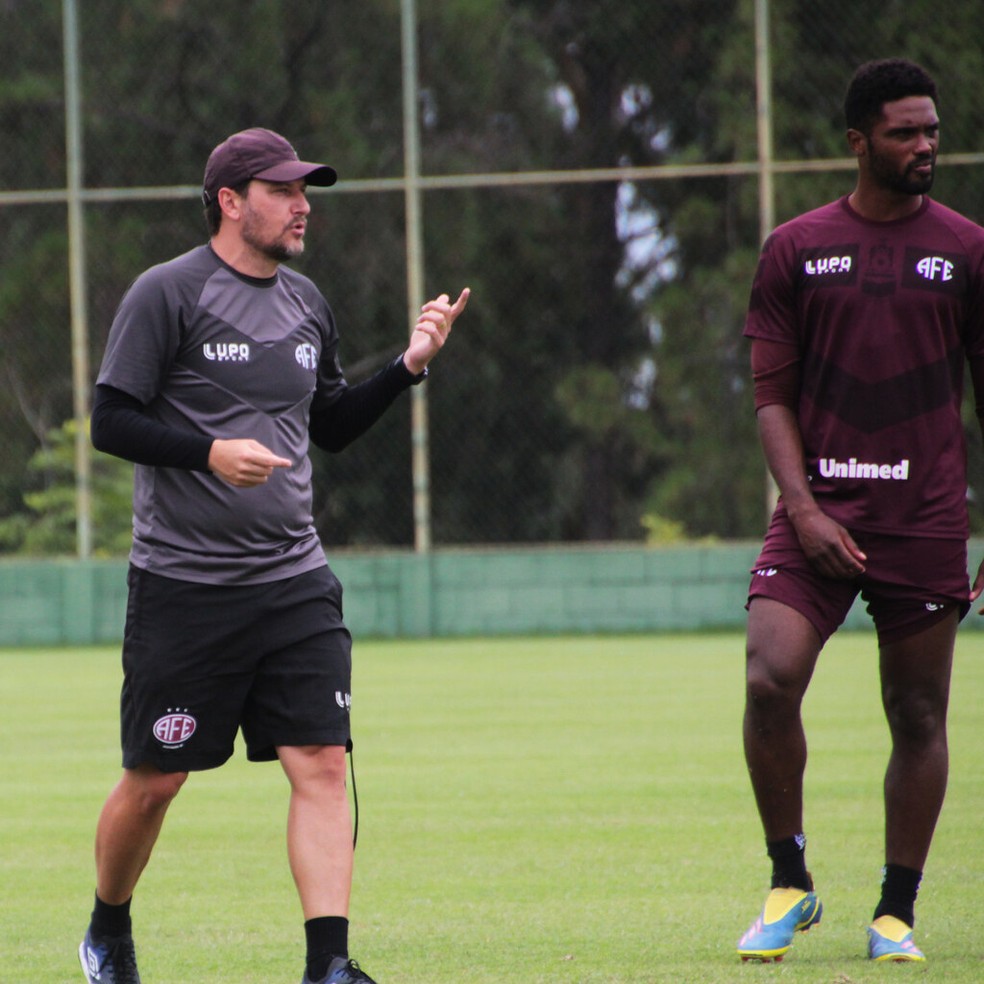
[97, 245, 347, 584]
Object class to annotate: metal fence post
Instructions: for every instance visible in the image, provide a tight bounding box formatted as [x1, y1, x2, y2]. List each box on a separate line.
[401, 0, 430, 553]
[63, 0, 92, 558]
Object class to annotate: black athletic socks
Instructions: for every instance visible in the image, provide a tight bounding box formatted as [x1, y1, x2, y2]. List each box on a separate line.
[90, 892, 133, 939]
[767, 834, 811, 891]
[873, 863, 922, 927]
[305, 916, 349, 982]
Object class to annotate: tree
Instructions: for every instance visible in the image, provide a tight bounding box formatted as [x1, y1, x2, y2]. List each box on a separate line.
[0, 418, 133, 556]
[4, 0, 984, 554]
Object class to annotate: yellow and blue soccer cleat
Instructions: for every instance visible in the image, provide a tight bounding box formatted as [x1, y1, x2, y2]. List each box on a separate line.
[867, 915, 926, 962]
[737, 886, 823, 962]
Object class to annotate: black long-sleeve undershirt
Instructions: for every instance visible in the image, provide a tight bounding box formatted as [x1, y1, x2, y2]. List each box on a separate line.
[91, 386, 214, 470]
[90, 355, 425, 469]
[308, 354, 425, 452]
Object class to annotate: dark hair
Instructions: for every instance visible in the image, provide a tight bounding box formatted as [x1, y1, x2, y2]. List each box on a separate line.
[204, 179, 251, 236]
[844, 58, 938, 134]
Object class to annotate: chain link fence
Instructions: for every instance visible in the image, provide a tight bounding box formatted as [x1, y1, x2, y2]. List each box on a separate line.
[3, 0, 984, 556]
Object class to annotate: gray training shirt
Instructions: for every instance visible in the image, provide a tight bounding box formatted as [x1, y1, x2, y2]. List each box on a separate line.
[98, 244, 346, 585]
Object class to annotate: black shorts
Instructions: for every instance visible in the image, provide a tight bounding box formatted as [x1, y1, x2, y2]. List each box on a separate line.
[119, 565, 352, 772]
[747, 512, 970, 646]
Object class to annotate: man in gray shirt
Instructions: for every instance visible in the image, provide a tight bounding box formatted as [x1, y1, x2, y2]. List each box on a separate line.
[80, 127, 469, 984]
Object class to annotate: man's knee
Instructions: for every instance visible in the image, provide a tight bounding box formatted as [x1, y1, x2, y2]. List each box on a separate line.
[746, 599, 820, 709]
[884, 689, 947, 746]
[123, 765, 188, 814]
[745, 639, 812, 716]
[279, 744, 348, 791]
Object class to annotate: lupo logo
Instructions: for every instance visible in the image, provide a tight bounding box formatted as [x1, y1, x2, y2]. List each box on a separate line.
[799, 245, 858, 285]
[804, 254, 852, 276]
[203, 342, 250, 362]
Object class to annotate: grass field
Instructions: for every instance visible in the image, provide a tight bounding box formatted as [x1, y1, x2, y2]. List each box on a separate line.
[2, 630, 982, 983]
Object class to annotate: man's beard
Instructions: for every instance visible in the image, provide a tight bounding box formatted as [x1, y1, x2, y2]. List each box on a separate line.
[870, 150, 935, 196]
[241, 212, 304, 263]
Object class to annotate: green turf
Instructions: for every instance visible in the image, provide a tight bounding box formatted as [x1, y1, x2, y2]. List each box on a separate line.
[2, 631, 982, 982]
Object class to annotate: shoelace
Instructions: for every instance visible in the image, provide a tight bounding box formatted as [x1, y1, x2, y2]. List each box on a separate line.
[104, 937, 141, 984]
[335, 959, 377, 984]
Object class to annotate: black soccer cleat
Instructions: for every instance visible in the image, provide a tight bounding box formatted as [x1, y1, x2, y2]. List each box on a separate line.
[302, 955, 379, 983]
[79, 928, 142, 983]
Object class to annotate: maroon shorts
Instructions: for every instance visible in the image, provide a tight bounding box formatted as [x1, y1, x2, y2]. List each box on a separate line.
[747, 512, 970, 645]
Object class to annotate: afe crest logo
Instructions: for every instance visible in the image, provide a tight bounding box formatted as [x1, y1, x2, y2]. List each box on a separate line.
[915, 256, 954, 282]
[295, 342, 318, 370]
[153, 709, 197, 746]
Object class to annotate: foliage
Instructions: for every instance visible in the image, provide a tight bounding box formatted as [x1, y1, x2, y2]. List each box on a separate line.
[3, 1, 984, 553]
[0, 418, 133, 556]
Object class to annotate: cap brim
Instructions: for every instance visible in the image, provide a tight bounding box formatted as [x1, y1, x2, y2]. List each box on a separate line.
[253, 160, 338, 187]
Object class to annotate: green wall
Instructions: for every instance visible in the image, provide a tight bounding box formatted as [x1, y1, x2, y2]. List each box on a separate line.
[3, 542, 983, 647]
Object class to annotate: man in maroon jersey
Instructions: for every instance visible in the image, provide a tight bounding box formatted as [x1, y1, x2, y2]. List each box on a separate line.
[735, 59, 984, 964]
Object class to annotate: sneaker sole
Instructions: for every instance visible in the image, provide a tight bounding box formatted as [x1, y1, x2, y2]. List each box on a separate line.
[738, 901, 822, 962]
[739, 948, 791, 963]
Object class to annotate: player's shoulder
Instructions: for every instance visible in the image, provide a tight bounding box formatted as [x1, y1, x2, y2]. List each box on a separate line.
[762, 197, 849, 253]
[277, 264, 334, 320]
[276, 262, 323, 296]
[125, 244, 218, 300]
[764, 198, 847, 249]
[755, 201, 847, 275]
[908, 200, 984, 280]
[922, 197, 984, 245]
[139, 243, 215, 279]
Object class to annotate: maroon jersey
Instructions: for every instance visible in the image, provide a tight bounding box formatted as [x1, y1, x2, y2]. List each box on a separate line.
[745, 195, 984, 538]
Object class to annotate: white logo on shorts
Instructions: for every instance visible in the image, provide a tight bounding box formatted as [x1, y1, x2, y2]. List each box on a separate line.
[153, 709, 197, 746]
[925, 602, 942, 612]
[755, 568, 778, 577]
[335, 691, 351, 710]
